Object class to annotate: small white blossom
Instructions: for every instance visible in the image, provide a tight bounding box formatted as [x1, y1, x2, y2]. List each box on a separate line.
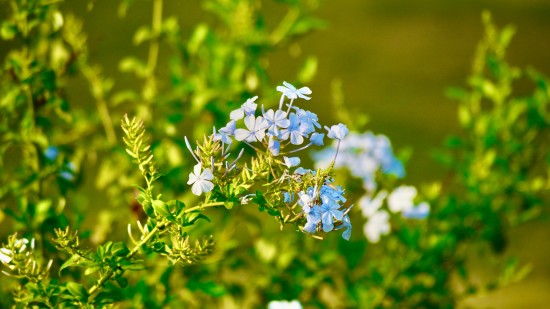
[187, 163, 214, 196]
[363, 210, 390, 243]
[388, 185, 417, 213]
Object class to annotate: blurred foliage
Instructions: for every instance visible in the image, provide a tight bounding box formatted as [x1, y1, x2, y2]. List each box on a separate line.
[0, 0, 549, 307]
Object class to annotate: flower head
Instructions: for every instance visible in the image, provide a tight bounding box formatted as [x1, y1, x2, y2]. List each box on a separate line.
[325, 123, 349, 140]
[277, 81, 312, 100]
[214, 120, 236, 145]
[230, 96, 258, 120]
[234, 115, 269, 142]
[187, 163, 214, 196]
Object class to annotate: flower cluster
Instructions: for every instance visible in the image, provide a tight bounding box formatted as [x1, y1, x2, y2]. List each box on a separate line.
[285, 175, 352, 240]
[359, 185, 430, 243]
[313, 132, 404, 190]
[185, 82, 352, 240]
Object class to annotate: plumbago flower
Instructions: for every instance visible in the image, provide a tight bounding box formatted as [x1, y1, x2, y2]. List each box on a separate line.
[359, 185, 430, 243]
[313, 131, 404, 191]
[185, 82, 352, 240]
[313, 130, 429, 243]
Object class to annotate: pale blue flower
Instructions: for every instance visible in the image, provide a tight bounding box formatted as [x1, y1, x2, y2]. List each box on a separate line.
[295, 107, 320, 134]
[268, 138, 281, 156]
[294, 167, 312, 175]
[325, 123, 349, 140]
[230, 96, 258, 120]
[339, 214, 352, 240]
[234, 115, 269, 142]
[263, 108, 290, 136]
[320, 184, 346, 203]
[320, 197, 344, 232]
[277, 81, 312, 100]
[310, 133, 324, 146]
[283, 191, 294, 203]
[283, 156, 300, 168]
[187, 163, 214, 196]
[214, 120, 236, 144]
[402, 202, 430, 219]
[303, 206, 321, 233]
[280, 114, 306, 145]
[44, 146, 59, 161]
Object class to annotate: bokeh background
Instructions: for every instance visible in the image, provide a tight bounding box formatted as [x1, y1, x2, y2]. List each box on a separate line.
[3, 0, 550, 307]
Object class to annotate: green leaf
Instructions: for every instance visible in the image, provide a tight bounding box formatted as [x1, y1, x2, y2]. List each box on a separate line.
[152, 200, 171, 217]
[181, 211, 210, 226]
[223, 201, 234, 210]
[66, 282, 88, 302]
[59, 255, 84, 273]
[84, 265, 101, 276]
[115, 276, 128, 288]
[112, 242, 130, 257]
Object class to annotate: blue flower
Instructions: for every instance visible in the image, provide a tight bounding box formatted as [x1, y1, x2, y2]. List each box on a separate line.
[303, 206, 321, 233]
[294, 167, 313, 175]
[263, 108, 290, 136]
[320, 184, 346, 204]
[339, 214, 352, 240]
[277, 81, 312, 100]
[44, 146, 59, 161]
[283, 156, 300, 168]
[187, 163, 214, 196]
[283, 191, 295, 203]
[230, 96, 258, 120]
[280, 114, 306, 145]
[234, 115, 269, 142]
[402, 202, 430, 219]
[310, 133, 324, 146]
[268, 138, 281, 156]
[214, 120, 236, 144]
[295, 107, 320, 134]
[320, 196, 344, 232]
[325, 123, 349, 140]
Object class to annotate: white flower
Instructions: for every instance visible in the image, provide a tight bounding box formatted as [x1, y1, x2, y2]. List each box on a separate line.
[358, 190, 387, 218]
[387, 185, 417, 213]
[234, 115, 269, 142]
[276, 81, 312, 100]
[267, 300, 302, 309]
[363, 210, 390, 243]
[187, 163, 214, 196]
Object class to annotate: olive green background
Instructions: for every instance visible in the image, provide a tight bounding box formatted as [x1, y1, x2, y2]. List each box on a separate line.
[4, 0, 550, 307]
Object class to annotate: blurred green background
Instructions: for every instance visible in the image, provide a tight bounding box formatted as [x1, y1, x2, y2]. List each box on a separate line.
[3, 0, 550, 307]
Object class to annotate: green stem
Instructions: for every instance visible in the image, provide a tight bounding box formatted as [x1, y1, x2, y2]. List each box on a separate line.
[183, 201, 225, 213]
[87, 219, 166, 302]
[143, 0, 163, 102]
[86, 201, 224, 303]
